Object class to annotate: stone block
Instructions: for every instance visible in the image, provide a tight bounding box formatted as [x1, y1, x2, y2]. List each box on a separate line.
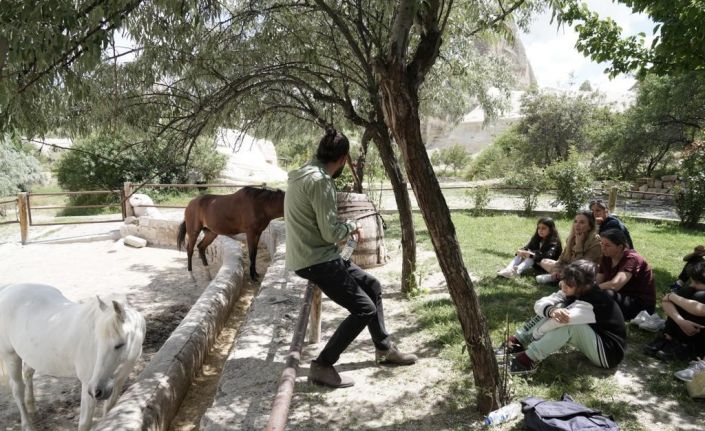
[663, 181, 674, 188]
[653, 180, 662, 189]
[647, 178, 655, 187]
[647, 187, 660, 193]
[638, 184, 649, 192]
[124, 235, 147, 248]
[637, 177, 650, 185]
[661, 174, 678, 182]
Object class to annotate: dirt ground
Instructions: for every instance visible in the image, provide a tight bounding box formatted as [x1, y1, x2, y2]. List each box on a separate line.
[0, 230, 213, 430]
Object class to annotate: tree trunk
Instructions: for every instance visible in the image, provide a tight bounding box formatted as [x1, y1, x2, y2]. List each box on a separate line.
[376, 60, 503, 413]
[370, 123, 417, 295]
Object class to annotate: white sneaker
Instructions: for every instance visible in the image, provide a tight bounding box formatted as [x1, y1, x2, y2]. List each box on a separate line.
[675, 359, 705, 382]
[535, 274, 555, 284]
[497, 267, 517, 278]
[639, 313, 666, 332]
[630, 310, 652, 326]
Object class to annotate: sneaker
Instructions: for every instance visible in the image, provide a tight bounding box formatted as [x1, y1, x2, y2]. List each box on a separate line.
[376, 342, 418, 365]
[643, 335, 668, 356]
[508, 355, 538, 375]
[308, 360, 354, 388]
[675, 359, 705, 382]
[497, 267, 517, 279]
[639, 314, 666, 332]
[655, 340, 691, 362]
[630, 310, 652, 326]
[535, 274, 555, 284]
[494, 342, 525, 363]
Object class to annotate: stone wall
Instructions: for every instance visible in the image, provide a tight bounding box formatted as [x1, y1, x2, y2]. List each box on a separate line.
[628, 175, 680, 200]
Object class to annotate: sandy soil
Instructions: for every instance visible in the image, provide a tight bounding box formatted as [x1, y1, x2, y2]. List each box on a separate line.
[0, 234, 212, 430]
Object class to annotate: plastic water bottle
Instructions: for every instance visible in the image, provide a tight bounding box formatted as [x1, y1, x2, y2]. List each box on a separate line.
[340, 237, 357, 260]
[483, 402, 521, 426]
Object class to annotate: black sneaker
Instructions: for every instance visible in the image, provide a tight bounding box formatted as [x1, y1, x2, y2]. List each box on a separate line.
[655, 340, 691, 362]
[494, 342, 524, 363]
[643, 335, 667, 356]
[508, 356, 538, 375]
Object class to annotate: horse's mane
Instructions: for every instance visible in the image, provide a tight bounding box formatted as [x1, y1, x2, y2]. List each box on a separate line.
[242, 186, 284, 203]
[82, 298, 138, 340]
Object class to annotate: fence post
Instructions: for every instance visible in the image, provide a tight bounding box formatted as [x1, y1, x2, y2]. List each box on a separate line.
[308, 284, 322, 344]
[123, 181, 134, 217]
[608, 186, 618, 213]
[17, 192, 29, 244]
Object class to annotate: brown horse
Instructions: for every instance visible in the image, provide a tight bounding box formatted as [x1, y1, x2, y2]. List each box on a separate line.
[177, 186, 285, 280]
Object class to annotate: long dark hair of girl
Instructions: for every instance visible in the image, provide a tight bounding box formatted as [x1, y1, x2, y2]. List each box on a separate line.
[530, 217, 561, 245]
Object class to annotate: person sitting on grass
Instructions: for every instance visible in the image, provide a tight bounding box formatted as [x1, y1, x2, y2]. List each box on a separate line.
[645, 261, 705, 362]
[590, 199, 634, 249]
[536, 211, 602, 284]
[497, 260, 626, 375]
[497, 217, 562, 278]
[670, 245, 705, 292]
[596, 229, 656, 321]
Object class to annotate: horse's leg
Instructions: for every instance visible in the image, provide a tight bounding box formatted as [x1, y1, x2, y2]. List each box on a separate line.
[197, 230, 218, 267]
[246, 230, 261, 281]
[78, 383, 96, 431]
[22, 364, 36, 414]
[4, 353, 35, 430]
[186, 225, 200, 272]
[103, 360, 134, 416]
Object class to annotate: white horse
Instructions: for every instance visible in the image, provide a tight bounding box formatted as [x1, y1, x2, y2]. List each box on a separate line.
[0, 283, 146, 431]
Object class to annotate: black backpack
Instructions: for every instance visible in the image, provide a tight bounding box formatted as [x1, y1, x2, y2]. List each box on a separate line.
[522, 394, 619, 431]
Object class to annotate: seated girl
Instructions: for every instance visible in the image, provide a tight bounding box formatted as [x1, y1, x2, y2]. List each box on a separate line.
[497, 260, 626, 374]
[536, 211, 602, 284]
[497, 217, 562, 278]
[596, 229, 656, 321]
[670, 245, 705, 291]
[646, 261, 705, 361]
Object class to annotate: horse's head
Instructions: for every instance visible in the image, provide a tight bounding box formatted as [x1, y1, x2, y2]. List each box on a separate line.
[88, 296, 146, 401]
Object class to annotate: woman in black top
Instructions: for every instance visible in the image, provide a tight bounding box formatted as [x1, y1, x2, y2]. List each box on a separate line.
[498, 217, 562, 278]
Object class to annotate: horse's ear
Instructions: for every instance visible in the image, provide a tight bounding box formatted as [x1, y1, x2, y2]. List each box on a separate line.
[112, 300, 125, 323]
[97, 296, 108, 311]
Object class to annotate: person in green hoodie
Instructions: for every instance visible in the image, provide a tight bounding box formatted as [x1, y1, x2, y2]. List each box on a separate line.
[285, 128, 417, 389]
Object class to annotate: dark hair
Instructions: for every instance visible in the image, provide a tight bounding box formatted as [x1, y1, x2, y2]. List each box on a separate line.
[531, 217, 561, 245]
[600, 228, 628, 248]
[589, 199, 608, 211]
[574, 210, 596, 232]
[316, 128, 349, 163]
[561, 259, 597, 296]
[687, 260, 705, 284]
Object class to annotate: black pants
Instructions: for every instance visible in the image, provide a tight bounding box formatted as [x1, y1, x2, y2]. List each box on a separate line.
[605, 290, 653, 321]
[665, 288, 705, 358]
[295, 258, 390, 365]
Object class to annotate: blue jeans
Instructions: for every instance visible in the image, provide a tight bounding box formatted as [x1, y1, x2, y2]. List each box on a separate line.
[295, 258, 390, 365]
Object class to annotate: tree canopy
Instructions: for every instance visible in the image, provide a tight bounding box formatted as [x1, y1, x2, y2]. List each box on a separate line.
[559, 0, 705, 77]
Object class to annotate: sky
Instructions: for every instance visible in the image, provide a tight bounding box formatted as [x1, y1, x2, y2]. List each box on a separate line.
[518, 1, 655, 96]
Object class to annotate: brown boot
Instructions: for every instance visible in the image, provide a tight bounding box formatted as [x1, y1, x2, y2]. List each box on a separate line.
[308, 360, 354, 388]
[376, 342, 418, 365]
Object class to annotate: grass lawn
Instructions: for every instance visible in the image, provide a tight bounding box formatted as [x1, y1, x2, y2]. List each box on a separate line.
[385, 212, 704, 430]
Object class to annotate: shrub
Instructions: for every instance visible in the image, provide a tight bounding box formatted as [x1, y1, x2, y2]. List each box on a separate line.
[467, 185, 491, 216]
[546, 149, 594, 217]
[674, 141, 705, 227]
[505, 166, 550, 215]
[465, 126, 523, 180]
[0, 135, 44, 196]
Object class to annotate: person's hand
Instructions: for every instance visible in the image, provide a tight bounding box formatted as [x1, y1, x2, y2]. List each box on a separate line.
[677, 319, 705, 336]
[550, 308, 570, 324]
[351, 222, 363, 241]
[574, 230, 586, 246]
[517, 250, 530, 258]
[663, 292, 677, 303]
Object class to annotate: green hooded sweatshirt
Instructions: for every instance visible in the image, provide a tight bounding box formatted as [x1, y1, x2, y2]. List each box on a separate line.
[284, 159, 357, 271]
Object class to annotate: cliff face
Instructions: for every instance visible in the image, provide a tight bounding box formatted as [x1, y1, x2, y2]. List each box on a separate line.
[424, 24, 534, 153]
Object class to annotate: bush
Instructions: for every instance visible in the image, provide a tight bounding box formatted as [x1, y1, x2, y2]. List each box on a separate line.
[505, 166, 550, 215]
[546, 149, 594, 217]
[54, 130, 226, 215]
[467, 185, 491, 216]
[674, 141, 705, 227]
[0, 135, 44, 196]
[465, 126, 524, 180]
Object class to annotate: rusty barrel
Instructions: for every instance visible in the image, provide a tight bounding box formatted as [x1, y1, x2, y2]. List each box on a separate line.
[336, 192, 387, 268]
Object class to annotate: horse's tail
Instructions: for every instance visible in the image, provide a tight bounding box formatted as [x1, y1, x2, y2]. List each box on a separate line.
[177, 221, 187, 251]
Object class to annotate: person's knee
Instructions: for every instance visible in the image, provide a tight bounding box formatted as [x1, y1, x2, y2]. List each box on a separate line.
[356, 302, 377, 319]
